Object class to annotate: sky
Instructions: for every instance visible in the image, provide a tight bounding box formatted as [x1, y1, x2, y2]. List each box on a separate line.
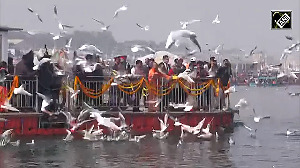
[0, 0, 299, 58]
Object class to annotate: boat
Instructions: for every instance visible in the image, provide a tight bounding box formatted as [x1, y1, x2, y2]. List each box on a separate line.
[0, 75, 237, 136]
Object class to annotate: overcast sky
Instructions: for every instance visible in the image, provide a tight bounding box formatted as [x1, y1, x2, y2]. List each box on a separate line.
[0, 0, 299, 57]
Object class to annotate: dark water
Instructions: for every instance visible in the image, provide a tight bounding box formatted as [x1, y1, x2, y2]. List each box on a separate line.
[1, 86, 300, 168]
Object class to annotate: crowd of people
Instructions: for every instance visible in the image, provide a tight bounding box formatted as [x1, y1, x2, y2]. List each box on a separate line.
[0, 50, 233, 115]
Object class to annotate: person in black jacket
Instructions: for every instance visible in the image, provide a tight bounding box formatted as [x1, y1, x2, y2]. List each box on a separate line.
[216, 59, 232, 109]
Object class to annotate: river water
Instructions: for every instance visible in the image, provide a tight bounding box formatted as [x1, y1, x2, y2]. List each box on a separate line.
[1, 86, 300, 168]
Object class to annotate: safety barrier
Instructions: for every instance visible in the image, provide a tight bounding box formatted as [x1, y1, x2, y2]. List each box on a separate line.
[0, 75, 230, 113]
[71, 76, 230, 112]
[2, 76, 38, 112]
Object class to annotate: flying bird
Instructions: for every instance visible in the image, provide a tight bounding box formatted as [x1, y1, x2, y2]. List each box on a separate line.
[92, 18, 110, 31]
[0, 129, 13, 147]
[36, 92, 53, 113]
[13, 84, 32, 96]
[243, 124, 257, 138]
[234, 98, 248, 109]
[185, 47, 198, 56]
[54, 5, 58, 15]
[224, 86, 237, 94]
[252, 108, 270, 123]
[113, 5, 128, 19]
[78, 44, 103, 54]
[136, 23, 150, 31]
[27, 7, 43, 23]
[131, 45, 156, 54]
[165, 30, 201, 52]
[65, 38, 72, 49]
[178, 69, 194, 83]
[1, 100, 19, 112]
[285, 35, 293, 41]
[26, 140, 35, 145]
[249, 46, 257, 56]
[180, 19, 201, 29]
[212, 15, 220, 24]
[214, 45, 221, 55]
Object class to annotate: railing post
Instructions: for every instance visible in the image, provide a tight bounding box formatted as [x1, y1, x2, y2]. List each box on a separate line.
[35, 75, 39, 113]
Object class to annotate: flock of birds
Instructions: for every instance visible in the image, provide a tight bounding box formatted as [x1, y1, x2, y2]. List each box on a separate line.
[225, 85, 300, 145]
[24, 4, 225, 58]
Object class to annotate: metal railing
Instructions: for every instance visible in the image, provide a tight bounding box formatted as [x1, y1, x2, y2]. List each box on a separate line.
[71, 76, 227, 112]
[1, 75, 228, 113]
[3, 76, 38, 112]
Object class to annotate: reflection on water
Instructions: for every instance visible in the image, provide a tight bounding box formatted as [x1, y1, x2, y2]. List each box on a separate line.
[1, 86, 300, 168]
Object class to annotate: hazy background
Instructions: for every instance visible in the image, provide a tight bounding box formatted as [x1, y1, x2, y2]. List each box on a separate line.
[0, 0, 299, 58]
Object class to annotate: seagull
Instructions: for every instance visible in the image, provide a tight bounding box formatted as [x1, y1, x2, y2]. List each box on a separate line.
[285, 35, 293, 41]
[214, 45, 221, 55]
[131, 45, 156, 54]
[65, 38, 72, 49]
[92, 18, 110, 31]
[249, 46, 257, 56]
[136, 23, 150, 31]
[165, 30, 201, 52]
[234, 98, 248, 109]
[65, 85, 80, 99]
[212, 15, 220, 24]
[1, 100, 19, 112]
[178, 69, 195, 83]
[280, 42, 300, 60]
[129, 135, 146, 142]
[0, 129, 13, 147]
[54, 5, 58, 16]
[113, 5, 128, 19]
[243, 124, 257, 138]
[224, 86, 237, 94]
[10, 140, 20, 147]
[288, 92, 300, 96]
[27, 7, 43, 23]
[78, 44, 103, 54]
[63, 130, 74, 142]
[286, 129, 300, 136]
[36, 92, 53, 112]
[152, 114, 169, 139]
[82, 125, 97, 141]
[185, 47, 198, 56]
[26, 140, 35, 145]
[13, 84, 32, 96]
[180, 19, 201, 29]
[58, 22, 74, 33]
[33, 57, 51, 70]
[90, 112, 128, 132]
[252, 108, 270, 123]
[49, 33, 63, 40]
[174, 118, 206, 135]
[198, 123, 213, 140]
[229, 136, 235, 145]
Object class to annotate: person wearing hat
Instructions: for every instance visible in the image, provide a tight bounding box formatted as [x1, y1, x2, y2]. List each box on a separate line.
[186, 57, 197, 70]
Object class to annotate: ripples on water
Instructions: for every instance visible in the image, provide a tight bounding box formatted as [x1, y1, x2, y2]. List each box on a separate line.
[1, 86, 300, 168]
